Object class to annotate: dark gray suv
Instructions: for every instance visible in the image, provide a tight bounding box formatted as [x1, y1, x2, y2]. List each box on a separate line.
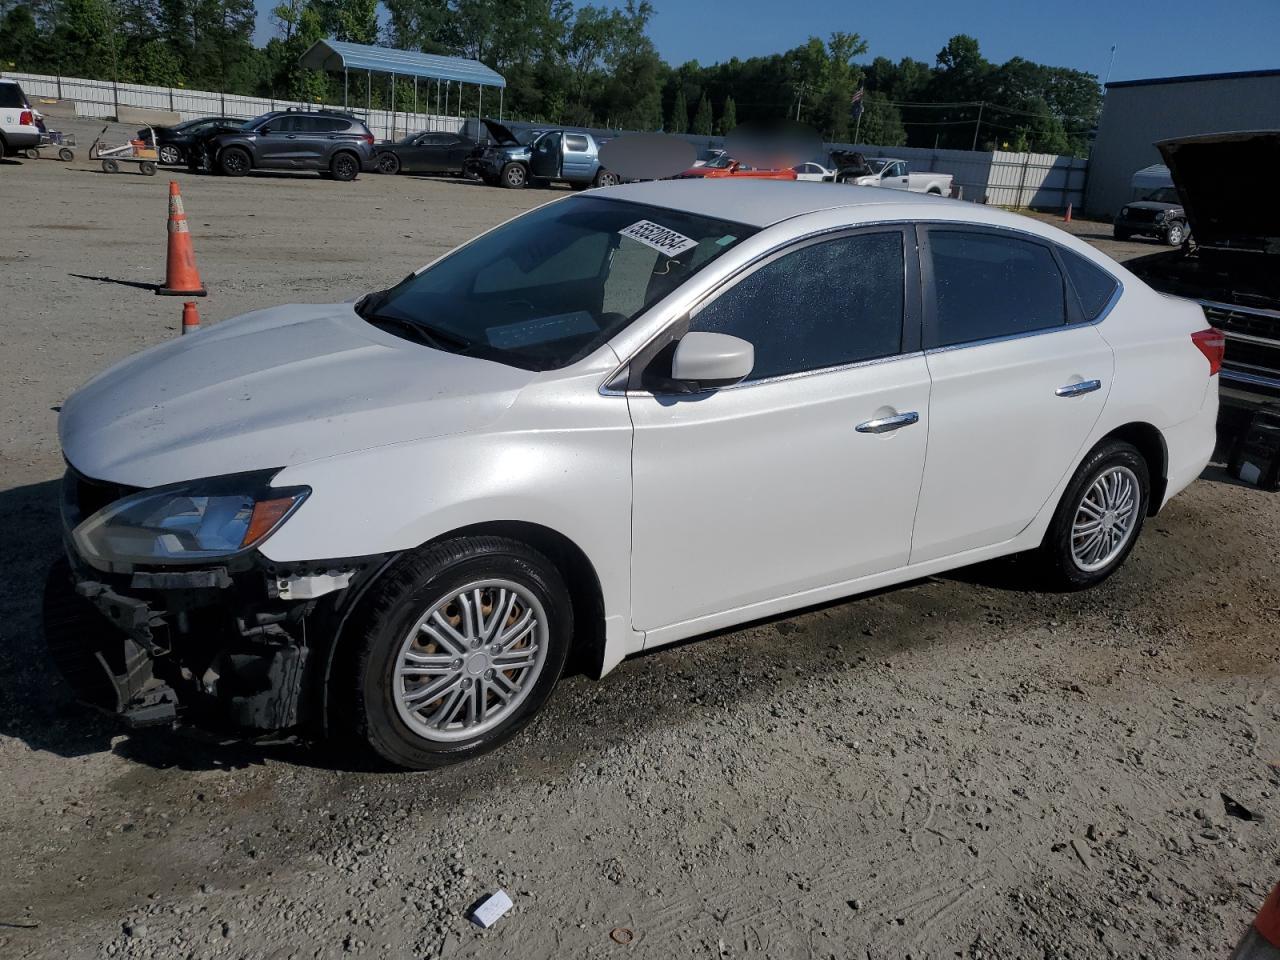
[203, 110, 377, 181]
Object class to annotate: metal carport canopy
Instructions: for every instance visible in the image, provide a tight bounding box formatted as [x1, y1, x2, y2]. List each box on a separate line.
[299, 39, 506, 89]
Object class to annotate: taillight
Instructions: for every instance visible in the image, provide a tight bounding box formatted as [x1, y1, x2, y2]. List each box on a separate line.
[19, 110, 32, 126]
[1191, 327, 1225, 375]
[363, 133, 374, 145]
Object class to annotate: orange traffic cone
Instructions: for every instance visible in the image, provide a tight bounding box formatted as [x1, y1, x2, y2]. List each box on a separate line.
[1231, 881, 1280, 958]
[181, 301, 200, 335]
[1064, 202, 1073, 223]
[157, 181, 207, 297]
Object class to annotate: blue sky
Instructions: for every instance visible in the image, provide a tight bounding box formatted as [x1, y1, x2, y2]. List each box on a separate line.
[254, 0, 1280, 86]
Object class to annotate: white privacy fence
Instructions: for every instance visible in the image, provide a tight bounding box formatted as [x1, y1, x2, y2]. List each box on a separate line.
[3, 71, 466, 140]
[6, 69, 1088, 209]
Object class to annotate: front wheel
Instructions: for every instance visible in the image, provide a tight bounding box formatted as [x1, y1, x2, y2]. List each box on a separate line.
[376, 152, 400, 175]
[1164, 220, 1187, 246]
[500, 162, 527, 189]
[1113, 226, 1132, 241]
[346, 537, 572, 769]
[219, 147, 250, 177]
[1037, 440, 1150, 590]
[101, 158, 119, 174]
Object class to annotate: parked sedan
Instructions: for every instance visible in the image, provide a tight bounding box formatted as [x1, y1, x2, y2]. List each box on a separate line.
[675, 156, 797, 179]
[375, 131, 477, 176]
[140, 116, 241, 166]
[49, 181, 1219, 769]
[792, 161, 835, 182]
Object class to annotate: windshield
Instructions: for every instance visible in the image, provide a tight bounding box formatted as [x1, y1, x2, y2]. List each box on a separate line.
[1144, 187, 1180, 204]
[240, 113, 272, 131]
[706, 154, 734, 169]
[358, 196, 757, 371]
[867, 158, 889, 174]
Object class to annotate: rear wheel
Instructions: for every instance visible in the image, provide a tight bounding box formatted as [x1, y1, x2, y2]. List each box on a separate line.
[376, 152, 400, 175]
[158, 144, 182, 165]
[500, 162, 527, 189]
[101, 158, 119, 174]
[139, 161, 157, 176]
[345, 537, 572, 769]
[58, 147, 74, 162]
[330, 151, 359, 181]
[593, 169, 619, 188]
[219, 147, 250, 177]
[1037, 440, 1150, 590]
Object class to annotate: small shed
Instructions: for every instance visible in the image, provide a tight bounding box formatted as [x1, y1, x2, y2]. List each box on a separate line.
[299, 39, 507, 137]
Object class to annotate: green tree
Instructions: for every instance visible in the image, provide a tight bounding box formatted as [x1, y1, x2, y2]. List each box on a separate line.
[717, 94, 736, 134]
[667, 86, 687, 133]
[856, 91, 905, 146]
[691, 90, 713, 134]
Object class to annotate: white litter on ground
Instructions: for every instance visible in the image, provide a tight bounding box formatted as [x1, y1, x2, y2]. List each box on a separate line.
[470, 890, 514, 928]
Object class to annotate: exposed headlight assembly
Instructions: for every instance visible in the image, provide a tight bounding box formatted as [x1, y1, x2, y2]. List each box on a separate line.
[72, 470, 309, 570]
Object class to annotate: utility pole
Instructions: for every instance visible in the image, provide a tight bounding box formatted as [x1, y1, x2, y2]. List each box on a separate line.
[1104, 44, 1118, 86]
[971, 101, 984, 151]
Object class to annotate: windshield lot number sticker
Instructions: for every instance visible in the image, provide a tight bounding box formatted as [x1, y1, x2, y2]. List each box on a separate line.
[620, 220, 699, 257]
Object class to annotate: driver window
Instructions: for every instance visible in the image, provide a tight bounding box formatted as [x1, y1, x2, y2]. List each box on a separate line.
[683, 231, 905, 383]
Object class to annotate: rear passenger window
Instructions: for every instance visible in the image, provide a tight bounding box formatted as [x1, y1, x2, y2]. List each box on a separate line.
[1059, 247, 1120, 321]
[926, 231, 1066, 348]
[565, 135, 589, 152]
[688, 232, 904, 382]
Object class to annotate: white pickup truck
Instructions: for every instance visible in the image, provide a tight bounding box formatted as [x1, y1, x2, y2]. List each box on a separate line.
[848, 158, 953, 195]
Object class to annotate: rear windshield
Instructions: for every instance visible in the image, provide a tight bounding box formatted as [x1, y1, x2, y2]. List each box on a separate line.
[0, 83, 27, 109]
[358, 196, 757, 370]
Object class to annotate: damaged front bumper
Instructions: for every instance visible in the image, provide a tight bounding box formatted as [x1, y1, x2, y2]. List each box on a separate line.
[44, 471, 392, 737]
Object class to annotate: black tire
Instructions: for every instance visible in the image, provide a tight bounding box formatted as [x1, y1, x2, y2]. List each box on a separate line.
[1037, 439, 1150, 590]
[1164, 220, 1187, 247]
[345, 536, 572, 769]
[376, 152, 400, 175]
[330, 151, 359, 181]
[158, 144, 182, 165]
[139, 160, 157, 176]
[1113, 226, 1132, 241]
[500, 162, 527, 189]
[593, 169, 619, 188]
[58, 147, 74, 162]
[101, 158, 119, 174]
[0, 136, 7, 160]
[219, 146, 250, 177]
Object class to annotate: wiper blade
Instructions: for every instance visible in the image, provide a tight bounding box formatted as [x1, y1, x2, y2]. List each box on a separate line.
[365, 313, 472, 353]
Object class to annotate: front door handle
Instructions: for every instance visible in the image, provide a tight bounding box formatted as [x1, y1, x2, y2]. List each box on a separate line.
[1055, 379, 1102, 398]
[856, 411, 920, 434]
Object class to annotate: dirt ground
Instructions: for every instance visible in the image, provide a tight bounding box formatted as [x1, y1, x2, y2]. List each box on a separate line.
[1, 119, 1277, 960]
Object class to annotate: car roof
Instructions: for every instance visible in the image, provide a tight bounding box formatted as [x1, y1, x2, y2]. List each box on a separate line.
[596, 179, 956, 228]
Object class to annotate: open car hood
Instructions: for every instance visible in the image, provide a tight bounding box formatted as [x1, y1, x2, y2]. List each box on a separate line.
[481, 118, 521, 146]
[1158, 131, 1280, 254]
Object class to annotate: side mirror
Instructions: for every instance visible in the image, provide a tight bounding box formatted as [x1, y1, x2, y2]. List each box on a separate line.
[671, 332, 754, 390]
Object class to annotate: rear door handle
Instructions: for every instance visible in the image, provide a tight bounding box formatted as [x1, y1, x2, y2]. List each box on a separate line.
[856, 411, 919, 434]
[1055, 379, 1102, 398]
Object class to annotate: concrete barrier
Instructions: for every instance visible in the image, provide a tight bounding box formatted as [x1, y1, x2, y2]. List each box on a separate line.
[117, 106, 181, 127]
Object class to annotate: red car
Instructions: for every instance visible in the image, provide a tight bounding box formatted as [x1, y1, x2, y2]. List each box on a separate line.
[676, 156, 797, 180]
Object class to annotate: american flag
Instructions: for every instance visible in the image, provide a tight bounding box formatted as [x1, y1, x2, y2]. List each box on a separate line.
[849, 86, 865, 120]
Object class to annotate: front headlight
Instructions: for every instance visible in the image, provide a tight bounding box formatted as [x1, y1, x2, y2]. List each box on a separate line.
[1153, 210, 1168, 222]
[1120, 207, 1130, 218]
[72, 470, 309, 570]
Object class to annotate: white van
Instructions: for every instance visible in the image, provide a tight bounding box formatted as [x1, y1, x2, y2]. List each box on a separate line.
[0, 79, 40, 160]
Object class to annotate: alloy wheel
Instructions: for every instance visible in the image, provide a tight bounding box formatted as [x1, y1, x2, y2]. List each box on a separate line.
[159, 145, 181, 165]
[392, 579, 549, 743]
[1070, 466, 1140, 572]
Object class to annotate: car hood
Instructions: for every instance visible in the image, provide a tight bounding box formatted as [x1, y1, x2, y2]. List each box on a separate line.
[59, 303, 535, 489]
[1124, 201, 1181, 212]
[1158, 131, 1280, 254]
[481, 118, 521, 146]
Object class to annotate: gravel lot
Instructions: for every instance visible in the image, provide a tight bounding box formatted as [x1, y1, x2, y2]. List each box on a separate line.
[2, 119, 1277, 960]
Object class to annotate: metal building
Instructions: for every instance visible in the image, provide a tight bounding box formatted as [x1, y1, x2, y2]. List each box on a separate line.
[1084, 68, 1280, 217]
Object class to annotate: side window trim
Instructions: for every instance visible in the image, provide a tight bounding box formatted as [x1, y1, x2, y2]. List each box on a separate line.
[918, 223, 1082, 353]
[625, 224, 921, 393]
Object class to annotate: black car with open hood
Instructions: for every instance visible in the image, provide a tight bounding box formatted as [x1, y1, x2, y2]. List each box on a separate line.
[1127, 130, 1280, 489]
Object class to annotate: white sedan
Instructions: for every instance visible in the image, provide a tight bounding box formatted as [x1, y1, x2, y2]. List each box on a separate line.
[53, 181, 1221, 768]
[792, 161, 835, 181]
